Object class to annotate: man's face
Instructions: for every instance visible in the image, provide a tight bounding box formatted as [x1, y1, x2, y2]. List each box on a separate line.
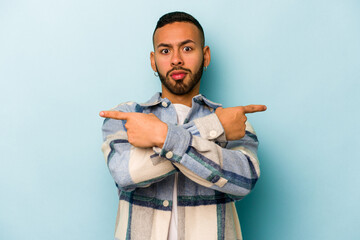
[151, 22, 210, 96]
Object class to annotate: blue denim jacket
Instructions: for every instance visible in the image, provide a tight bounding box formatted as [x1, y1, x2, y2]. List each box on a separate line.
[102, 93, 260, 240]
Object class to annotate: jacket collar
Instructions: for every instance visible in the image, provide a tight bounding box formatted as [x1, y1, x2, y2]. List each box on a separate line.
[139, 92, 222, 109]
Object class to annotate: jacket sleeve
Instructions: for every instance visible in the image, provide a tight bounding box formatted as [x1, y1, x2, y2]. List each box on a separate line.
[101, 102, 177, 192]
[158, 113, 261, 200]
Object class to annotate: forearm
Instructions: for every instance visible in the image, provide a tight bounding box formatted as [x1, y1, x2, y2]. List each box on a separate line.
[159, 121, 260, 198]
[102, 118, 176, 192]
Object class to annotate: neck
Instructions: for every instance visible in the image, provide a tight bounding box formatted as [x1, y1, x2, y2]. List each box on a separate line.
[161, 84, 200, 107]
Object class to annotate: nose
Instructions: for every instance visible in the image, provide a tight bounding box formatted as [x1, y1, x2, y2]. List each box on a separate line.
[171, 50, 183, 66]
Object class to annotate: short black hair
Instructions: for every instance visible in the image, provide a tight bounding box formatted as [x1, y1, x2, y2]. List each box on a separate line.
[153, 11, 205, 47]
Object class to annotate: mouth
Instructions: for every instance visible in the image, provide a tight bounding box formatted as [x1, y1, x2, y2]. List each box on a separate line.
[170, 70, 187, 80]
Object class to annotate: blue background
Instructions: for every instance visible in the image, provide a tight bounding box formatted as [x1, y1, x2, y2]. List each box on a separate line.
[1, 0, 359, 239]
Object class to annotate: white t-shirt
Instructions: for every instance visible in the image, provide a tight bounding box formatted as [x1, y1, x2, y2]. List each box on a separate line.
[168, 103, 191, 240]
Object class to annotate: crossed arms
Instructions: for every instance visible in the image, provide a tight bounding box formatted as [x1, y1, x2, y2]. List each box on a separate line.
[101, 103, 266, 199]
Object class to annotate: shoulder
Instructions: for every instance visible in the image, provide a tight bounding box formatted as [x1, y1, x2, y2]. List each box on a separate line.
[243, 121, 258, 143]
[245, 121, 256, 135]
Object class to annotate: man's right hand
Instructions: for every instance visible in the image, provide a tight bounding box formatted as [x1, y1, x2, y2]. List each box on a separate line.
[215, 105, 267, 141]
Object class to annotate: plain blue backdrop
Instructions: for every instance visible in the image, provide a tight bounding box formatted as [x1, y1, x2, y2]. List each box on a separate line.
[0, 0, 359, 239]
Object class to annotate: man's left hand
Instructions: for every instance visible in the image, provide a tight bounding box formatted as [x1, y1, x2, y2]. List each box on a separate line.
[100, 111, 168, 148]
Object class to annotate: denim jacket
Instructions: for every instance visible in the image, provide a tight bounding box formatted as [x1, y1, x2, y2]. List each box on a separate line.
[101, 93, 260, 240]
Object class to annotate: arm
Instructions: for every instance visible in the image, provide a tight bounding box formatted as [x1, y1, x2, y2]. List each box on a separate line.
[101, 108, 225, 192]
[101, 103, 176, 192]
[159, 116, 261, 200]
[101, 103, 265, 198]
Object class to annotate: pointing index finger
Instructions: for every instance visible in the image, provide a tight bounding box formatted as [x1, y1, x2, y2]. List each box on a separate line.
[99, 111, 129, 120]
[242, 105, 267, 114]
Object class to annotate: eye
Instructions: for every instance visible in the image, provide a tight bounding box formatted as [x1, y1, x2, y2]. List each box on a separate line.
[161, 49, 169, 54]
[183, 46, 192, 52]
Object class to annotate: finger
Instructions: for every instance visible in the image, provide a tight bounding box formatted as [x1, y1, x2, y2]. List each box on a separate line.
[99, 111, 129, 120]
[242, 105, 267, 114]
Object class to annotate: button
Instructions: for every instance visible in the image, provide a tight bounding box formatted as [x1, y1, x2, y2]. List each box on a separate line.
[209, 130, 217, 138]
[165, 151, 173, 159]
[162, 102, 168, 108]
[163, 200, 169, 207]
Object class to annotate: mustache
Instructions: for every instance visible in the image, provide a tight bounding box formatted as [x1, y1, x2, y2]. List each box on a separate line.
[166, 67, 192, 77]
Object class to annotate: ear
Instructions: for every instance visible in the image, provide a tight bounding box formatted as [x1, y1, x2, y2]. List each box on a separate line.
[150, 51, 157, 72]
[203, 46, 211, 67]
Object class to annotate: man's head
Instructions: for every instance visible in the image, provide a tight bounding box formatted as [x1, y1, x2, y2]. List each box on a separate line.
[152, 12, 205, 48]
[150, 12, 210, 97]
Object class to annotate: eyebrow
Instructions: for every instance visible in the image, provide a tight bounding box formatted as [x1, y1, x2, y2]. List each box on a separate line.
[156, 39, 196, 49]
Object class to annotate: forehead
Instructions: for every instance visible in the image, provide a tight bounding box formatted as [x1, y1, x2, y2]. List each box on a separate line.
[153, 22, 202, 47]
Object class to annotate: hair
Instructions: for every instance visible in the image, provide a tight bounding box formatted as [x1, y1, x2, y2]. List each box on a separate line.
[153, 11, 205, 47]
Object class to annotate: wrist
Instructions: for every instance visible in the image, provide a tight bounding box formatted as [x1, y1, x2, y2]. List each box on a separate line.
[155, 122, 168, 148]
[193, 113, 226, 142]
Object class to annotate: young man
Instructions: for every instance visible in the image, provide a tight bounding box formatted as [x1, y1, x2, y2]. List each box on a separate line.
[100, 12, 266, 240]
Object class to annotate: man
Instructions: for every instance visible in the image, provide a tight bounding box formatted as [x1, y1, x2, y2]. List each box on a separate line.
[100, 11, 266, 240]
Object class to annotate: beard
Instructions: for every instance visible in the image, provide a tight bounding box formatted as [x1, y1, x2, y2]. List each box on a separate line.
[156, 59, 204, 96]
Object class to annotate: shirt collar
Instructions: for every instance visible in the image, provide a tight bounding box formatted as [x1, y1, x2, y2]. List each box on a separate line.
[139, 92, 222, 109]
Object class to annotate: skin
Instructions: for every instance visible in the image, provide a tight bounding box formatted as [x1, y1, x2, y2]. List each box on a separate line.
[99, 21, 267, 148]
